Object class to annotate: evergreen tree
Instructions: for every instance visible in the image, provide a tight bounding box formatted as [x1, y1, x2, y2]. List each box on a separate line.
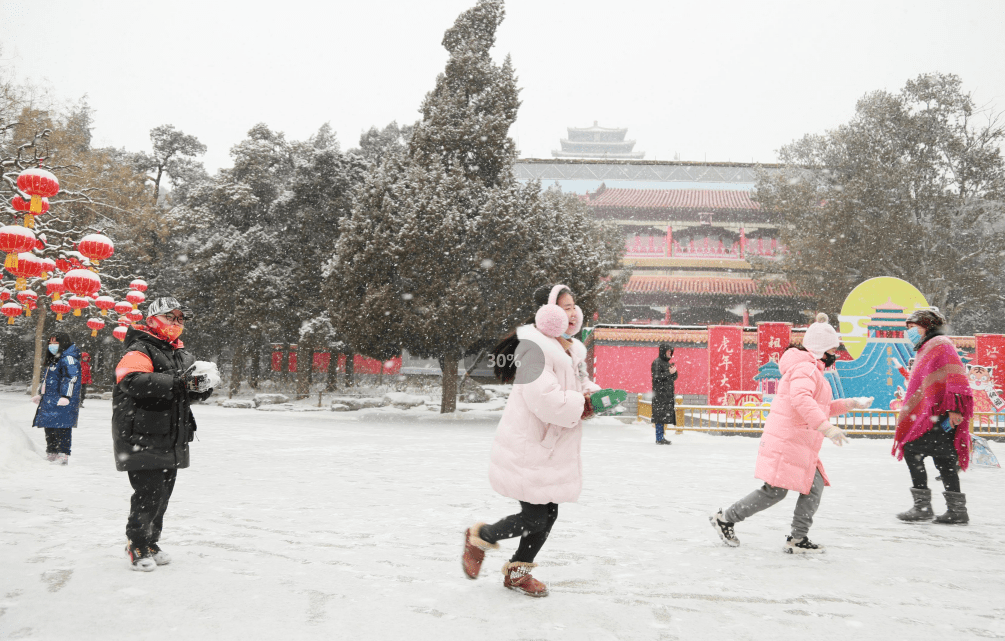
[329, 0, 622, 412]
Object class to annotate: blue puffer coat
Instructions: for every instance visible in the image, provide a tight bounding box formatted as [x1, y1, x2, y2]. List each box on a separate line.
[33, 344, 83, 430]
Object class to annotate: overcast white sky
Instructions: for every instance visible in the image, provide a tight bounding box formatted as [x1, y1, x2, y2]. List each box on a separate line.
[1, 0, 1003, 172]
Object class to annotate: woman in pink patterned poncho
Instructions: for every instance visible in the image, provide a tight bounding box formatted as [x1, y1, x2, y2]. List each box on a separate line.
[893, 308, 973, 525]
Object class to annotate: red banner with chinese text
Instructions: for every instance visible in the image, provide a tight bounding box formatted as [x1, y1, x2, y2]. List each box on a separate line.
[757, 322, 792, 368]
[708, 326, 743, 406]
[975, 334, 1005, 393]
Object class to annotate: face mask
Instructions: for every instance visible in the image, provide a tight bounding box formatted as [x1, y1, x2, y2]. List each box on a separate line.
[148, 316, 184, 342]
[905, 327, 923, 349]
[48, 344, 59, 355]
[821, 352, 837, 368]
[561, 333, 572, 340]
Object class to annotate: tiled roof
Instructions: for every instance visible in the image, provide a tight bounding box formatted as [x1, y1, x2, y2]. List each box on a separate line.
[588, 188, 759, 211]
[625, 276, 797, 297]
[589, 327, 801, 345]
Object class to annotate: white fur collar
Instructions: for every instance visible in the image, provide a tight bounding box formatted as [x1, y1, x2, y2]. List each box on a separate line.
[517, 324, 585, 362]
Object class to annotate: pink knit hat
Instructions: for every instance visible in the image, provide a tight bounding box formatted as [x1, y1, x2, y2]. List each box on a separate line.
[802, 313, 841, 358]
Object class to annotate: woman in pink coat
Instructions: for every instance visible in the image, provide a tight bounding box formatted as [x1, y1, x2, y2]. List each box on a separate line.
[461, 284, 600, 597]
[709, 314, 871, 554]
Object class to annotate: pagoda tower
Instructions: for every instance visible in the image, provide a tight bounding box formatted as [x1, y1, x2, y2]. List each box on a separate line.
[552, 122, 645, 159]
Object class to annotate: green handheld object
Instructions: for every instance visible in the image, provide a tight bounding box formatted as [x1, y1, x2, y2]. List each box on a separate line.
[590, 389, 628, 414]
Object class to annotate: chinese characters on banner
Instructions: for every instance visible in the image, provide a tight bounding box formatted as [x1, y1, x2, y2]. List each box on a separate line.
[708, 326, 743, 406]
[757, 322, 792, 367]
[975, 334, 1005, 393]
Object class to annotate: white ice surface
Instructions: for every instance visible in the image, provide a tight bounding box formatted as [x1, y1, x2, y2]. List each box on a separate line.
[1, 391, 1004, 640]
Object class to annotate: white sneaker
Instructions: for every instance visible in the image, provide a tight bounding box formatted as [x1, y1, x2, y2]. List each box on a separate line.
[57, 454, 69, 466]
[783, 536, 825, 554]
[126, 542, 157, 572]
[149, 545, 171, 566]
[46, 453, 58, 462]
[710, 509, 740, 547]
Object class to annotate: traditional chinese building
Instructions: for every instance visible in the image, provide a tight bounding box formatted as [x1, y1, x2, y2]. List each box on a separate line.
[515, 158, 807, 325]
[552, 122, 645, 160]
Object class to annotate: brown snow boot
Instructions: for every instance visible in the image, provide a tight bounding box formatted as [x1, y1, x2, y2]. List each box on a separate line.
[462, 523, 497, 579]
[897, 488, 934, 522]
[502, 561, 549, 597]
[933, 491, 969, 525]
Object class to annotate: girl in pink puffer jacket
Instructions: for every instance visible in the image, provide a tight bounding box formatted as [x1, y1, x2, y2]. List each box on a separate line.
[709, 314, 871, 554]
[461, 284, 600, 597]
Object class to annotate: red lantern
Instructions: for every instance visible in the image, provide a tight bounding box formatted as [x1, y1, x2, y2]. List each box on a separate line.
[129, 279, 148, 292]
[126, 290, 145, 309]
[45, 278, 65, 299]
[118, 316, 130, 326]
[15, 290, 37, 317]
[63, 269, 102, 297]
[50, 298, 71, 321]
[1, 301, 22, 325]
[113, 300, 133, 316]
[126, 309, 144, 323]
[0, 225, 37, 271]
[77, 234, 114, 267]
[87, 317, 105, 337]
[113, 325, 128, 341]
[94, 295, 116, 316]
[68, 295, 89, 317]
[6, 252, 43, 290]
[40, 257, 56, 276]
[16, 168, 59, 229]
[0, 288, 10, 302]
[12, 195, 49, 228]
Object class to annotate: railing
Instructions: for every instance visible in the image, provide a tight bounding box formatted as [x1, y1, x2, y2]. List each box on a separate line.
[636, 395, 1005, 438]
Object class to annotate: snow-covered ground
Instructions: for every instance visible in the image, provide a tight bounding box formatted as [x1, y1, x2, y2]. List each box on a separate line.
[2, 390, 1003, 640]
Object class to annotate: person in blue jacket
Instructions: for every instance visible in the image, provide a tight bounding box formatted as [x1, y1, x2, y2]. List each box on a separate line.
[32, 332, 82, 465]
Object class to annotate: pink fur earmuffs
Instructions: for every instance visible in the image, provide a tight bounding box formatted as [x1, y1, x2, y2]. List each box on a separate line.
[534, 284, 584, 338]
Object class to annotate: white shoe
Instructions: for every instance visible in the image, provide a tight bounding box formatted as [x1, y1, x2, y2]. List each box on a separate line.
[57, 454, 69, 466]
[46, 453, 58, 462]
[783, 535, 825, 554]
[710, 509, 740, 547]
[149, 545, 171, 566]
[126, 543, 157, 572]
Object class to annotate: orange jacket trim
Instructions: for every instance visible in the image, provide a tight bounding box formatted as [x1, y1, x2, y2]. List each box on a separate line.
[115, 351, 154, 384]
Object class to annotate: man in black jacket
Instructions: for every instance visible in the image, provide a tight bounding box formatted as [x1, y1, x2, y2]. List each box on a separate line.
[112, 297, 214, 571]
[650, 343, 678, 445]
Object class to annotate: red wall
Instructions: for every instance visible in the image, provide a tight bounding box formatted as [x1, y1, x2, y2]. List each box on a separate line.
[593, 343, 759, 397]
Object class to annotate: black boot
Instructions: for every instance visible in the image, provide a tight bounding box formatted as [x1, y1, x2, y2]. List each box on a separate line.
[933, 491, 969, 525]
[897, 488, 934, 522]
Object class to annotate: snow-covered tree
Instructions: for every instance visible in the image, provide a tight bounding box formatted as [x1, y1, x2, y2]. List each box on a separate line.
[754, 73, 1005, 332]
[132, 124, 207, 205]
[329, 0, 622, 412]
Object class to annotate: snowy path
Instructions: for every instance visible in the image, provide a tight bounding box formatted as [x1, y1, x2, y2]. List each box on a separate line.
[2, 391, 1004, 640]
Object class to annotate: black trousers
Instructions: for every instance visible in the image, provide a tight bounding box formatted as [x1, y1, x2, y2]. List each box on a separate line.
[44, 428, 72, 455]
[903, 428, 961, 493]
[126, 469, 178, 548]
[479, 501, 559, 563]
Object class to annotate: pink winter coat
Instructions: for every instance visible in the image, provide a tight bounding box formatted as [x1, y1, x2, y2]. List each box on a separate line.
[753, 348, 855, 494]
[488, 324, 602, 504]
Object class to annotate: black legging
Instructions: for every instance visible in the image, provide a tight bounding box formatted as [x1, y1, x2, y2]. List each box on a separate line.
[478, 502, 558, 563]
[44, 428, 72, 455]
[903, 428, 961, 493]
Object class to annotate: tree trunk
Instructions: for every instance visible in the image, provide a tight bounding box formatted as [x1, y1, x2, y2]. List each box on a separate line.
[325, 351, 339, 392]
[345, 350, 355, 388]
[29, 301, 48, 395]
[296, 336, 313, 400]
[440, 348, 460, 413]
[249, 343, 261, 390]
[229, 342, 245, 398]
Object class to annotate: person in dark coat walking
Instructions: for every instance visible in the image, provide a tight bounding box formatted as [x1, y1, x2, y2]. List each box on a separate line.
[651, 343, 677, 445]
[32, 332, 82, 464]
[112, 297, 215, 571]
